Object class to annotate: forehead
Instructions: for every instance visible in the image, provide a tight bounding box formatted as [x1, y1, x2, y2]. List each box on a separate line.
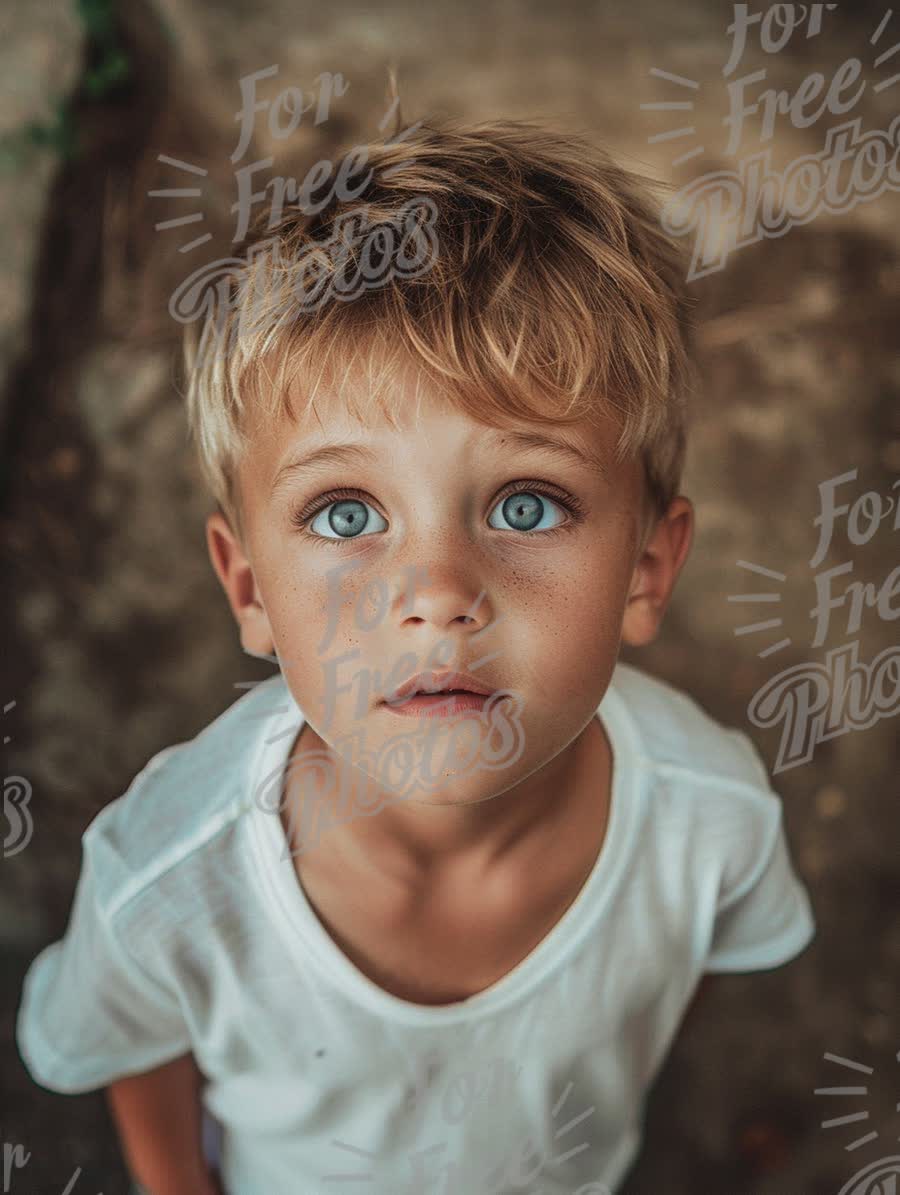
[238, 353, 633, 500]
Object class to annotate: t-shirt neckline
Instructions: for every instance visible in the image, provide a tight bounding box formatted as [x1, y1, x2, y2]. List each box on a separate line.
[247, 666, 646, 1025]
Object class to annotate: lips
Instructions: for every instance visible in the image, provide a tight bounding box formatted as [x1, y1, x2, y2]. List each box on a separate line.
[384, 669, 495, 705]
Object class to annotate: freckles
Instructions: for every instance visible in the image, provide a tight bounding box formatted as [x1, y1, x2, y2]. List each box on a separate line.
[548, 551, 621, 660]
[501, 566, 574, 665]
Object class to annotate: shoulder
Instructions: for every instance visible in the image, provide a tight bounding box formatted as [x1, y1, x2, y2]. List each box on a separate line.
[608, 660, 770, 790]
[604, 665, 814, 970]
[607, 662, 784, 889]
[82, 672, 289, 918]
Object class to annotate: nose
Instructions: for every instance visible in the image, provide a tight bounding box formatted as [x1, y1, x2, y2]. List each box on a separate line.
[394, 563, 496, 636]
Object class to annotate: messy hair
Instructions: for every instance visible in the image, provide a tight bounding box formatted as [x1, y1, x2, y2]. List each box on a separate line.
[181, 115, 696, 540]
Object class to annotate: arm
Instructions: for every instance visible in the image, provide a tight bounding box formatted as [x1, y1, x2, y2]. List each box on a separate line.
[105, 1051, 223, 1195]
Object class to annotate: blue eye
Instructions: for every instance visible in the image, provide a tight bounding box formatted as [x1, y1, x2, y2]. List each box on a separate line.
[298, 484, 578, 543]
[309, 498, 388, 540]
[487, 490, 567, 532]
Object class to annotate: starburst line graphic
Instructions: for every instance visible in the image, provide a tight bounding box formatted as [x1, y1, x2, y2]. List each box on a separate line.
[550, 1079, 596, 1164]
[729, 560, 791, 657]
[872, 8, 900, 92]
[149, 93, 422, 248]
[322, 1137, 377, 1182]
[150, 155, 213, 252]
[814, 1049, 900, 1151]
[321, 1078, 596, 1185]
[643, 10, 900, 170]
[641, 67, 704, 167]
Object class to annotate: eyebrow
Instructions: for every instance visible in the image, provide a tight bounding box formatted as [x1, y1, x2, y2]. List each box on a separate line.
[495, 430, 608, 477]
[270, 428, 606, 497]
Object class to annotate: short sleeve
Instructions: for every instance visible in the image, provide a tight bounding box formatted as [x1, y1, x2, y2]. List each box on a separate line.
[16, 820, 192, 1094]
[704, 798, 816, 974]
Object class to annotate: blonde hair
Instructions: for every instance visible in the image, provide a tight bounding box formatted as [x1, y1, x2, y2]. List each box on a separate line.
[181, 115, 696, 539]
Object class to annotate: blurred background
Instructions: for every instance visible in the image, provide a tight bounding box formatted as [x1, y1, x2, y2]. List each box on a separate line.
[2, 0, 898, 1190]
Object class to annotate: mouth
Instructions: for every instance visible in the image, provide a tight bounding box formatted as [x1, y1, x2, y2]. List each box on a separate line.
[380, 669, 495, 717]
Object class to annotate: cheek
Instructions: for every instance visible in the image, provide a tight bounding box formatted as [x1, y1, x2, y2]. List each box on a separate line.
[497, 549, 625, 665]
[526, 594, 623, 680]
[252, 546, 325, 662]
[261, 558, 380, 698]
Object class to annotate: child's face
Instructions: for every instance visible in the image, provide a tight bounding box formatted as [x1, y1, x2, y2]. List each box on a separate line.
[209, 360, 692, 811]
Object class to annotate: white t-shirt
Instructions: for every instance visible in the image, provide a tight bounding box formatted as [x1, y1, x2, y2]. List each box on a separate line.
[16, 661, 815, 1195]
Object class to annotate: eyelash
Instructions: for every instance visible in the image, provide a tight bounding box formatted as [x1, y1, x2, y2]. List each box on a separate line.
[291, 481, 587, 544]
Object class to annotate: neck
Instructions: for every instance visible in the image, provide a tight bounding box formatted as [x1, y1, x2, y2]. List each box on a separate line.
[282, 713, 609, 893]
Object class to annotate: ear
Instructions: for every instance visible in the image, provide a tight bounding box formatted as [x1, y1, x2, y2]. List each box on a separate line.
[206, 510, 275, 657]
[621, 496, 694, 648]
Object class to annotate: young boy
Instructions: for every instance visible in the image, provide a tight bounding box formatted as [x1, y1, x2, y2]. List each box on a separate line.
[16, 117, 815, 1195]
